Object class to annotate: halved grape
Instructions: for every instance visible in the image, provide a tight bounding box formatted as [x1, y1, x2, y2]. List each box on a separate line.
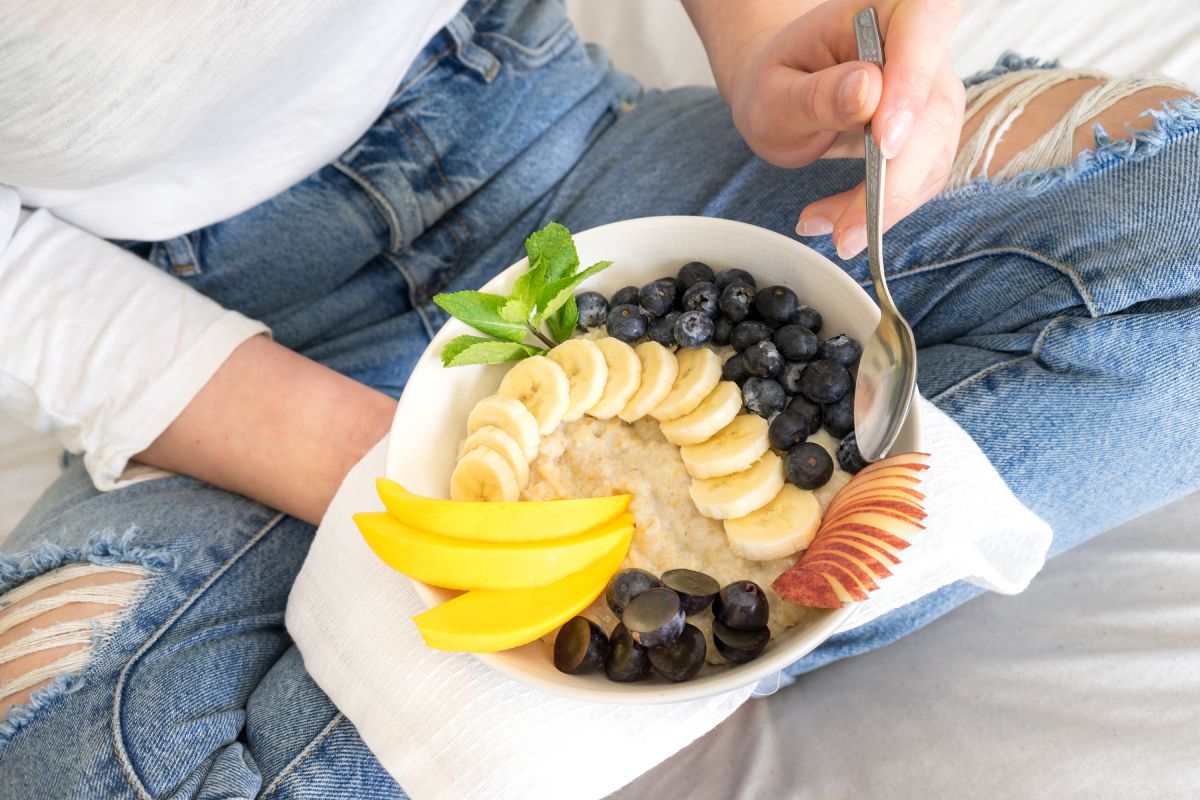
[648, 624, 707, 682]
[622, 587, 685, 648]
[713, 581, 770, 631]
[605, 623, 651, 682]
[712, 619, 770, 663]
[553, 616, 609, 675]
[660, 568, 720, 615]
[605, 568, 661, 617]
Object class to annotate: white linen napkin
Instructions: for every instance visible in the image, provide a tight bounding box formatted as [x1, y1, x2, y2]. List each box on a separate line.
[285, 396, 1052, 799]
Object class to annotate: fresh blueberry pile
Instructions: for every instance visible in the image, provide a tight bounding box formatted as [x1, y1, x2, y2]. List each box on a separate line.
[576, 261, 868, 477]
[553, 568, 771, 682]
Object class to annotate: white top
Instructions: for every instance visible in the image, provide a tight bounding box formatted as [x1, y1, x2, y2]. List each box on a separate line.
[0, 0, 462, 489]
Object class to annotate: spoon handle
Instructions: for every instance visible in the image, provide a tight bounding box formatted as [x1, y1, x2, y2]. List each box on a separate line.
[853, 9, 896, 317]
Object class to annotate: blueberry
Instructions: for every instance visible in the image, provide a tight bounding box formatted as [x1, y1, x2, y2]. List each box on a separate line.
[779, 361, 807, 395]
[677, 261, 716, 293]
[789, 304, 823, 333]
[606, 303, 648, 343]
[715, 268, 757, 291]
[823, 392, 855, 439]
[786, 395, 823, 432]
[681, 281, 720, 319]
[605, 623, 651, 682]
[575, 291, 609, 330]
[674, 310, 715, 348]
[611, 285, 640, 308]
[713, 581, 770, 631]
[773, 324, 819, 362]
[742, 377, 786, 418]
[648, 623, 707, 682]
[721, 352, 750, 384]
[554, 616, 609, 675]
[784, 442, 834, 489]
[606, 568, 662, 617]
[648, 311, 681, 347]
[836, 432, 870, 474]
[768, 409, 814, 451]
[639, 280, 676, 318]
[742, 340, 783, 378]
[623, 587, 686, 649]
[755, 285, 799, 324]
[730, 320, 773, 352]
[819, 334, 863, 367]
[718, 282, 756, 322]
[713, 316, 734, 347]
[798, 359, 852, 404]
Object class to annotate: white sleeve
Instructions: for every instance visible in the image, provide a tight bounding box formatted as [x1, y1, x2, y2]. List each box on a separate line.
[0, 188, 269, 491]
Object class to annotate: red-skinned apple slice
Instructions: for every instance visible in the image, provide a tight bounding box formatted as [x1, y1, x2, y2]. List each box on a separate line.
[807, 541, 895, 577]
[829, 484, 926, 510]
[804, 553, 882, 591]
[823, 501, 928, 528]
[856, 452, 930, 477]
[818, 536, 902, 565]
[772, 569, 845, 607]
[799, 560, 872, 599]
[818, 522, 914, 552]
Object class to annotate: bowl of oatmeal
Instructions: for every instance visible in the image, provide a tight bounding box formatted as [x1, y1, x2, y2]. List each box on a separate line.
[386, 215, 921, 703]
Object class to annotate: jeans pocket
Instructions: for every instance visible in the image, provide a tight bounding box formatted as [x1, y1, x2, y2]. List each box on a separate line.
[473, 0, 577, 70]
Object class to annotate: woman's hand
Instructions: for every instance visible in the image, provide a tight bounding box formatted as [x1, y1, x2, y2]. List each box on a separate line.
[683, 0, 965, 258]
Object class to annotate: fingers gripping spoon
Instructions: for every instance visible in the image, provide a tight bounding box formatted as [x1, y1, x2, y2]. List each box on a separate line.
[851, 8, 918, 461]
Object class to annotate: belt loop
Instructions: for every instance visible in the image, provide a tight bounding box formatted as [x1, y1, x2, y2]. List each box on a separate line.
[444, 12, 501, 83]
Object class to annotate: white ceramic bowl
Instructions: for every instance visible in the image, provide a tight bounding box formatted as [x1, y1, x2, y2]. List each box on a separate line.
[385, 216, 921, 704]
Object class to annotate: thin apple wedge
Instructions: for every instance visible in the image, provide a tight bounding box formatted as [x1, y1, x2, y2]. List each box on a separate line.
[355, 511, 633, 590]
[774, 451, 930, 608]
[375, 478, 631, 542]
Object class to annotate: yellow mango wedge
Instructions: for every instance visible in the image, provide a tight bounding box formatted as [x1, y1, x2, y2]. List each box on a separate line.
[413, 530, 632, 652]
[355, 511, 634, 591]
[375, 478, 631, 542]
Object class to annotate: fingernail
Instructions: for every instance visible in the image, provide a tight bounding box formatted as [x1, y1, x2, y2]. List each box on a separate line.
[838, 68, 869, 116]
[837, 226, 866, 259]
[796, 215, 833, 236]
[880, 109, 913, 158]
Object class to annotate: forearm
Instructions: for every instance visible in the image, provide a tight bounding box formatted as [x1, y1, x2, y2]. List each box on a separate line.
[681, 0, 825, 100]
[135, 335, 397, 525]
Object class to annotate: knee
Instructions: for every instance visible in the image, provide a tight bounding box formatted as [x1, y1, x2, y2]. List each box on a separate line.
[950, 68, 1196, 186]
[0, 563, 150, 715]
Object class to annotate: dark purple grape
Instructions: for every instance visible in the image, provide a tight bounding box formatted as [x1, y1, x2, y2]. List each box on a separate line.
[715, 268, 757, 291]
[660, 569, 720, 615]
[755, 285, 799, 324]
[677, 261, 716, 293]
[784, 442, 834, 489]
[648, 623, 706, 682]
[605, 623, 651, 682]
[712, 619, 770, 663]
[554, 616, 609, 675]
[773, 324, 819, 361]
[730, 320, 773, 352]
[605, 568, 661, 617]
[713, 581, 770, 631]
[622, 587, 685, 648]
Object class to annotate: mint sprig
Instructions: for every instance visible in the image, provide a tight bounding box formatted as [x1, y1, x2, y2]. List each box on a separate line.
[433, 222, 611, 367]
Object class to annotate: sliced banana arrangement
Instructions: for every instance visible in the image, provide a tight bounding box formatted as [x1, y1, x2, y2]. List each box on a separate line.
[547, 339, 607, 422]
[498, 355, 570, 436]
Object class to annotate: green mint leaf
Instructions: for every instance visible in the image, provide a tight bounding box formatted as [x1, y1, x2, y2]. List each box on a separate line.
[498, 296, 531, 325]
[440, 335, 498, 366]
[445, 339, 545, 367]
[432, 291, 528, 342]
[525, 222, 578, 283]
[535, 260, 613, 323]
[547, 294, 579, 344]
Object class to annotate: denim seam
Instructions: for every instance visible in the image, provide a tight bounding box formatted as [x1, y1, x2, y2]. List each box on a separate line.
[259, 712, 346, 798]
[386, 0, 498, 105]
[108, 511, 287, 800]
[390, 113, 448, 204]
[331, 161, 404, 253]
[864, 245, 1101, 317]
[381, 251, 438, 340]
[929, 316, 1069, 404]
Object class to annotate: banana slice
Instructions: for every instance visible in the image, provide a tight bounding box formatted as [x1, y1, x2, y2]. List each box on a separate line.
[547, 339, 608, 422]
[458, 425, 530, 488]
[618, 341, 679, 422]
[467, 394, 540, 462]
[650, 347, 722, 422]
[587, 337, 642, 420]
[679, 414, 770, 479]
[659, 381, 742, 446]
[689, 450, 784, 520]
[723, 484, 821, 560]
[451, 446, 521, 502]
[498, 355, 570, 436]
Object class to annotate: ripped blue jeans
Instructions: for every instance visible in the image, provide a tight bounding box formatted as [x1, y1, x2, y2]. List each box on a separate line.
[2, 0, 1200, 796]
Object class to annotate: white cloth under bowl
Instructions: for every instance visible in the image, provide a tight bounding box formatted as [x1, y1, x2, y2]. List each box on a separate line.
[285, 396, 1051, 800]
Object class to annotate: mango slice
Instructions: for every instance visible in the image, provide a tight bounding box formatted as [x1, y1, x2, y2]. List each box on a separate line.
[355, 511, 633, 591]
[413, 530, 631, 652]
[375, 478, 631, 542]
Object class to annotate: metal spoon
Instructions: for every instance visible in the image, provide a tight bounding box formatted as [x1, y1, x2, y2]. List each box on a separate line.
[851, 8, 918, 461]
